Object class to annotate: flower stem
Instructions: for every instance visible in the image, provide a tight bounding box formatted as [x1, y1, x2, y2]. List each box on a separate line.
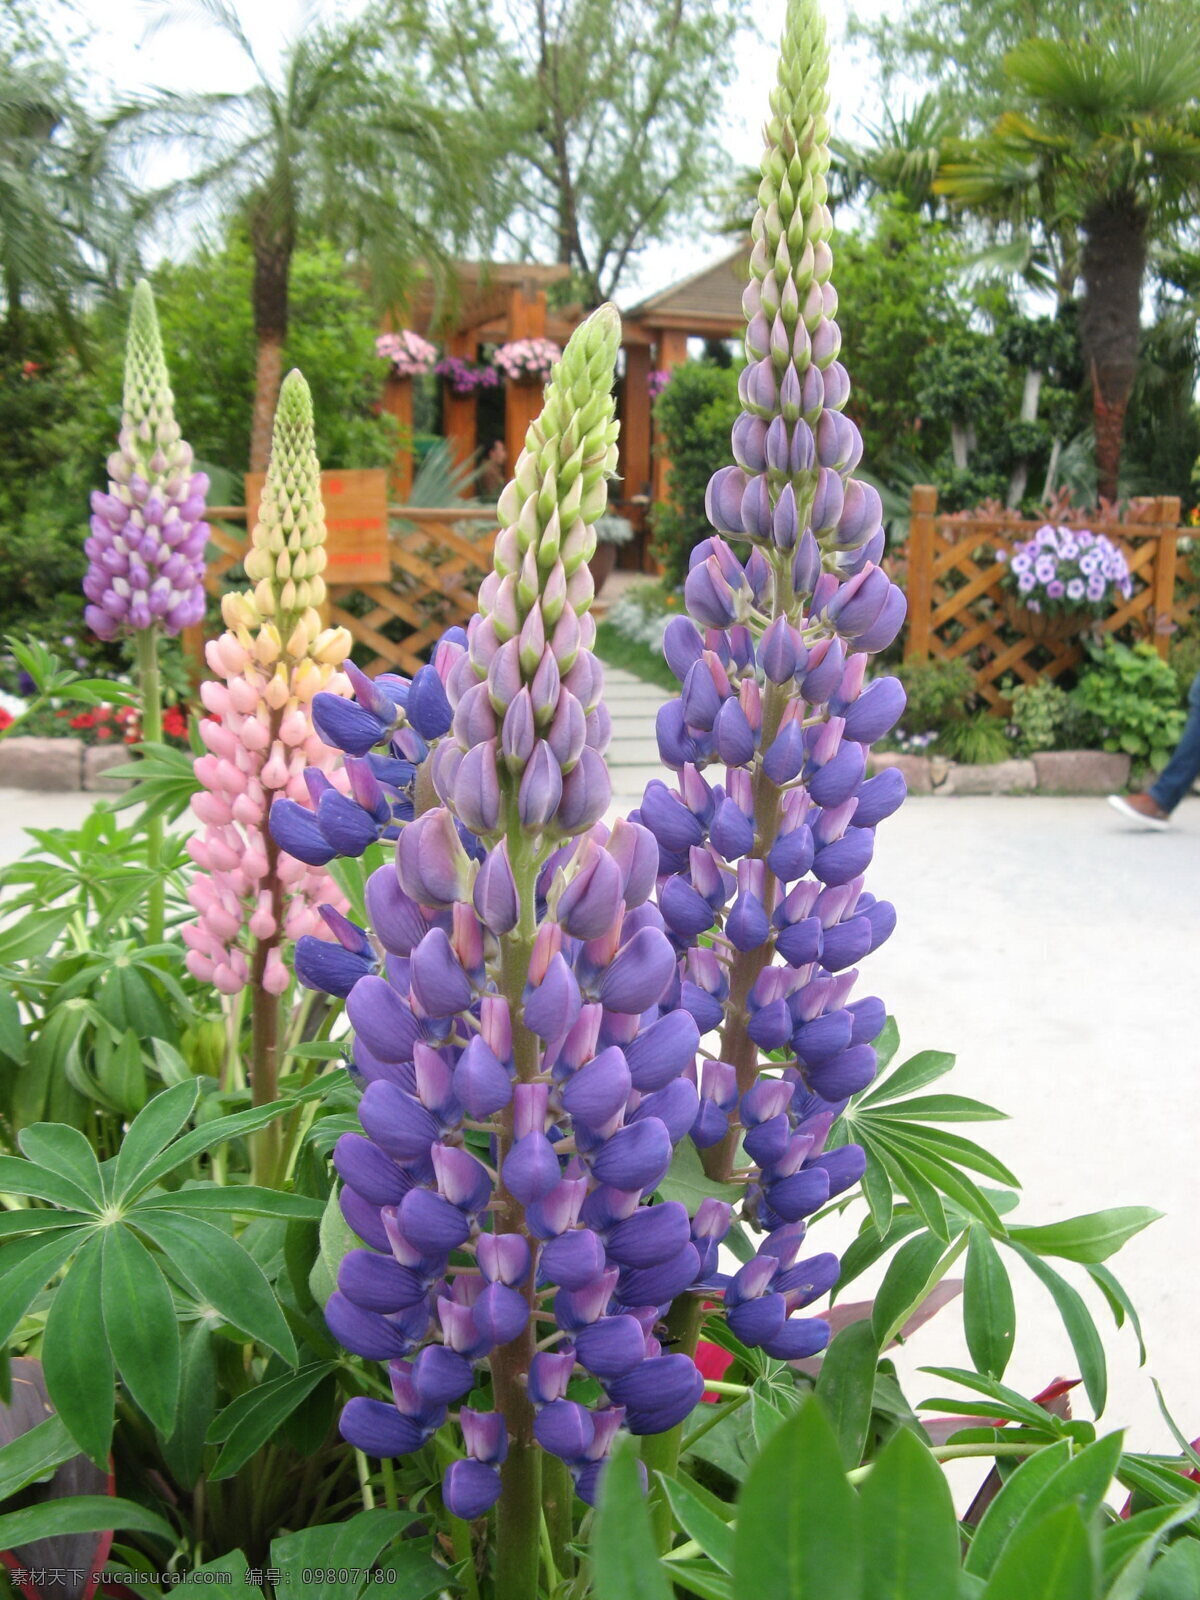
[249, 708, 286, 1187]
[134, 625, 164, 945]
[845, 1440, 1048, 1485]
[641, 1293, 704, 1552]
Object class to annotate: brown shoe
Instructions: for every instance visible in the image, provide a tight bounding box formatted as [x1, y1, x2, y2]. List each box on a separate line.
[1107, 792, 1170, 831]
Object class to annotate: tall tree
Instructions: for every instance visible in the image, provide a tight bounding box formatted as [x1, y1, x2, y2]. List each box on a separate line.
[114, 0, 486, 470]
[390, 0, 749, 305]
[936, 23, 1200, 499]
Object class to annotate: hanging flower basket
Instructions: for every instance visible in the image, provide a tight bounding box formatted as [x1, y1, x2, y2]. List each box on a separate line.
[492, 338, 562, 386]
[376, 330, 439, 378]
[997, 525, 1133, 643]
[435, 356, 500, 397]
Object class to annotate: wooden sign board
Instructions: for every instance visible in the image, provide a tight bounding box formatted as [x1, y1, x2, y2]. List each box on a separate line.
[244, 468, 391, 585]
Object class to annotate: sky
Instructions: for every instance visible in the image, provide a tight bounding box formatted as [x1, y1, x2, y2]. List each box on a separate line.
[76, 0, 897, 304]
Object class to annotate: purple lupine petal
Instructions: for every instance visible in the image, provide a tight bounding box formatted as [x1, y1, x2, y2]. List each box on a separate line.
[443, 1458, 502, 1519]
[575, 1314, 648, 1378]
[339, 1396, 428, 1457]
[539, 1228, 609, 1290]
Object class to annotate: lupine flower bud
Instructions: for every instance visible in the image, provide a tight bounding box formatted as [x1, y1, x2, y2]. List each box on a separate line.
[84, 282, 207, 641]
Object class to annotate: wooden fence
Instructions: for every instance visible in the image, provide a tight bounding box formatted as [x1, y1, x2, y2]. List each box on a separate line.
[185, 504, 498, 679]
[903, 486, 1190, 713]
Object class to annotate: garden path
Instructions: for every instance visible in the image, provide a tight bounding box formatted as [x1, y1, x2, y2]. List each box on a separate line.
[1, 678, 1196, 1467]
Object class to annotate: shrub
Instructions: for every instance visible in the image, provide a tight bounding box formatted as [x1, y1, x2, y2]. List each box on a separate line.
[1169, 628, 1200, 700]
[1072, 638, 1187, 769]
[1007, 679, 1093, 754]
[893, 657, 975, 737]
[650, 360, 741, 586]
[936, 711, 1012, 764]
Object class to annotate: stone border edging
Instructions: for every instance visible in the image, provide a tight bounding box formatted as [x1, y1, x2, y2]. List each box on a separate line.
[0, 737, 134, 792]
[868, 749, 1133, 796]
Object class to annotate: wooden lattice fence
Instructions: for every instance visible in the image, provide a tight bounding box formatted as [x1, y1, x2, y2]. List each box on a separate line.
[185, 505, 497, 679]
[903, 486, 1191, 713]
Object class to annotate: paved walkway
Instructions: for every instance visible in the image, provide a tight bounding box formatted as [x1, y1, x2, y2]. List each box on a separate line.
[2, 672, 1197, 1459]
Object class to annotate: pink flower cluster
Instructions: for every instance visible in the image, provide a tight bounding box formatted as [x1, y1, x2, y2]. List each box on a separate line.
[492, 338, 562, 383]
[436, 356, 500, 396]
[183, 635, 351, 996]
[376, 331, 439, 378]
[648, 368, 672, 400]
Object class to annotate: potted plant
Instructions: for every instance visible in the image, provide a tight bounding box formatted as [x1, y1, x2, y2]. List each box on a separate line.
[375, 329, 439, 378]
[997, 524, 1133, 642]
[491, 336, 562, 385]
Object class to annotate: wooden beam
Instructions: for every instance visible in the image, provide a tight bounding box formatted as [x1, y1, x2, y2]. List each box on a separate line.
[905, 484, 938, 661]
[505, 287, 549, 471]
[651, 329, 691, 506]
[382, 375, 413, 499]
[1151, 495, 1181, 658]
[441, 329, 478, 471]
[621, 343, 652, 505]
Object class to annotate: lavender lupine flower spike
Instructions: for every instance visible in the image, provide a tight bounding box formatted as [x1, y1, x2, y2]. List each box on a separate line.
[83, 281, 208, 641]
[637, 0, 907, 1363]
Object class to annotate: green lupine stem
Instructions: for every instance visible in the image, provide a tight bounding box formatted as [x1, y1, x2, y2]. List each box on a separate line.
[543, 1453, 576, 1581]
[249, 708, 286, 1187]
[846, 1441, 1051, 1485]
[491, 820, 545, 1600]
[134, 625, 165, 946]
[681, 1389, 750, 1452]
[641, 1292, 705, 1552]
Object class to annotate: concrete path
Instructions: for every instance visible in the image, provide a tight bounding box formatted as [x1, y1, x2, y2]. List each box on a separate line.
[2, 677, 1198, 1462]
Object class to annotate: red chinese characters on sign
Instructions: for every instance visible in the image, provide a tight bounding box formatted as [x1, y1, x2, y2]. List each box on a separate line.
[244, 468, 391, 584]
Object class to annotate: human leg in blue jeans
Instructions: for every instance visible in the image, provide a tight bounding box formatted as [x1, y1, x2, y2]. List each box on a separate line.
[1108, 670, 1200, 828]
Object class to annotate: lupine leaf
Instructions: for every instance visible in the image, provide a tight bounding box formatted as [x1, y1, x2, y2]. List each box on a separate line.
[834, 1210, 927, 1294]
[0, 1228, 86, 1344]
[964, 1226, 1016, 1379]
[1143, 1539, 1200, 1599]
[872, 1013, 901, 1071]
[859, 1148, 895, 1235]
[124, 1097, 297, 1197]
[1006, 1208, 1162, 1265]
[137, 1186, 327, 1220]
[1117, 1458, 1200, 1538]
[854, 1048, 956, 1107]
[0, 908, 71, 963]
[658, 1472, 736, 1571]
[8, 1131, 102, 1211]
[1104, 1502, 1200, 1600]
[112, 1079, 200, 1199]
[41, 1234, 113, 1464]
[0, 991, 26, 1063]
[1007, 1432, 1124, 1545]
[1004, 1242, 1107, 1415]
[733, 1399, 861, 1600]
[206, 1361, 337, 1480]
[860, 1424, 961, 1599]
[0, 1413, 77, 1500]
[979, 1504, 1097, 1600]
[0, 1208, 93, 1237]
[965, 1441, 1073, 1577]
[657, 1559, 733, 1600]
[871, 1093, 1006, 1123]
[0, 1495, 174, 1545]
[133, 1211, 297, 1364]
[160, 1320, 217, 1490]
[868, 1135, 949, 1240]
[657, 1139, 741, 1211]
[874, 1130, 1007, 1231]
[872, 1230, 964, 1349]
[100, 1224, 180, 1436]
[874, 1120, 1020, 1187]
[815, 1318, 878, 1468]
[593, 1435, 674, 1600]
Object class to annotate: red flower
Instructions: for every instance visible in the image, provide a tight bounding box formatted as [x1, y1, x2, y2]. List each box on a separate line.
[162, 706, 188, 738]
[694, 1340, 734, 1400]
[70, 712, 96, 730]
[96, 725, 113, 741]
[0, 708, 12, 731]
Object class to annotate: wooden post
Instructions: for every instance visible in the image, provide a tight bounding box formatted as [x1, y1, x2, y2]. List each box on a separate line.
[905, 484, 938, 661]
[650, 328, 690, 506]
[621, 342, 652, 505]
[504, 286, 549, 472]
[442, 329, 478, 470]
[382, 375, 414, 499]
[1151, 495, 1181, 658]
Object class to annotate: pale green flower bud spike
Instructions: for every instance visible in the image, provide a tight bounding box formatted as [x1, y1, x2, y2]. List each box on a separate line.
[122, 280, 185, 481]
[242, 370, 328, 635]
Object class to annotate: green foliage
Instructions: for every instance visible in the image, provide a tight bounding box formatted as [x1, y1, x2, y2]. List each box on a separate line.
[1168, 629, 1200, 700]
[1072, 638, 1188, 768]
[650, 360, 742, 585]
[1008, 678, 1093, 754]
[916, 326, 1010, 428]
[936, 711, 1013, 763]
[152, 240, 398, 477]
[894, 657, 976, 736]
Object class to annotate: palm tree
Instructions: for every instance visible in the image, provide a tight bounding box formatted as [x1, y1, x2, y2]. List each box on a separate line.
[115, 1, 487, 470]
[937, 23, 1200, 500]
[830, 95, 960, 217]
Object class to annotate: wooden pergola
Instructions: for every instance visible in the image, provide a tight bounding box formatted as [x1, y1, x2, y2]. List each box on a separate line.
[383, 249, 749, 567]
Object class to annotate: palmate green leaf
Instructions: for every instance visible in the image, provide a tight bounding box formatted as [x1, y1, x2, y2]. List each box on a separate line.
[733, 1399, 861, 1600]
[0, 1228, 86, 1345]
[1004, 1241, 1108, 1415]
[138, 1186, 327, 1221]
[206, 1360, 337, 1480]
[658, 1558, 734, 1600]
[965, 1441, 1073, 1577]
[815, 1318, 878, 1469]
[871, 1129, 1008, 1232]
[593, 1435, 675, 1600]
[980, 1503, 1097, 1600]
[860, 1425, 961, 1600]
[1007, 1208, 1162, 1265]
[0, 1208, 93, 1238]
[125, 1096, 299, 1198]
[0, 908, 72, 964]
[1010, 1432, 1124, 1547]
[101, 1225, 180, 1436]
[0, 1495, 174, 1546]
[871, 1120, 1020, 1188]
[1118, 1458, 1200, 1539]
[41, 1234, 114, 1465]
[920, 1369, 1075, 1436]
[1, 1141, 103, 1214]
[964, 1226, 1016, 1380]
[18, 1123, 104, 1208]
[1087, 1264, 1147, 1365]
[860, 1146, 895, 1234]
[835, 1210, 927, 1295]
[161, 1320, 217, 1491]
[873, 1013, 901, 1070]
[0, 1412, 77, 1499]
[854, 1046, 957, 1107]
[0, 991, 26, 1064]
[133, 1210, 297, 1364]
[872, 1093, 1007, 1123]
[872, 1230, 966, 1349]
[1151, 1381, 1200, 1477]
[112, 1079, 200, 1199]
[657, 1138, 742, 1211]
[868, 1134, 950, 1240]
[658, 1471, 736, 1571]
